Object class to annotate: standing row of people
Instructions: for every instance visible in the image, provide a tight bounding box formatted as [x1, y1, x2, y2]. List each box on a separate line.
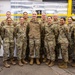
[0, 11, 75, 69]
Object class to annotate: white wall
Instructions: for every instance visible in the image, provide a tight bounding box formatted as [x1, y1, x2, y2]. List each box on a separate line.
[0, 43, 3, 56]
[29, 0, 42, 1]
[0, 0, 10, 14]
[0, 0, 42, 14]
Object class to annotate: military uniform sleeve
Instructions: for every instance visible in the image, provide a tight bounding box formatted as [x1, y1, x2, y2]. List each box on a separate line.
[1, 21, 4, 26]
[14, 25, 19, 38]
[64, 25, 69, 35]
[39, 23, 42, 37]
[72, 25, 75, 43]
[44, 24, 48, 34]
[26, 23, 29, 40]
[0, 25, 2, 48]
[13, 22, 17, 27]
[1, 24, 5, 40]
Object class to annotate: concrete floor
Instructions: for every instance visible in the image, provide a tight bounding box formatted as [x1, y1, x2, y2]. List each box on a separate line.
[0, 58, 75, 75]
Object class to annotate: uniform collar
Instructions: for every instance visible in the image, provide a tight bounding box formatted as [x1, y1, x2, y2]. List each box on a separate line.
[30, 18, 38, 23]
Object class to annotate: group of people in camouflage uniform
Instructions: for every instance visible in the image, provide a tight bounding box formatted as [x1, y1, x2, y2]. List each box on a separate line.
[0, 11, 75, 69]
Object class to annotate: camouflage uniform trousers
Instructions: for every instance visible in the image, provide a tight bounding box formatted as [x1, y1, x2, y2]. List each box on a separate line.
[3, 41, 15, 61]
[40, 37, 46, 56]
[45, 40, 55, 61]
[72, 43, 75, 60]
[0, 36, 2, 49]
[68, 40, 74, 60]
[29, 38, 40, 58]
[60, 43, 69, 62]
[16, 38, 27, 60]
[55, 40, 60, 60]
[71, 42, 75, 61]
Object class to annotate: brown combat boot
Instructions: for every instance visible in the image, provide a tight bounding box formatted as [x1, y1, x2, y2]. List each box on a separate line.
[22, 59, 28, 64]
[59, 62, 68, 69]
[48, 61, 54, 67]
[46, 60, 50, 65]
[71, 63, 75, 67]
[18, 60, 23, 66]
[4, 61, 10, 68]
[43, 57, 47, 63]
[36, 58, 40, 65]
[30, 58, 34, 65]
[10, 59, 16, 65]
[68, 59, 72, 64]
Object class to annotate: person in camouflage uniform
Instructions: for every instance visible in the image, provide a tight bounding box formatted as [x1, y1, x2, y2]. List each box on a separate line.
[2, 17, 16, 68]
[52, 14, 59, 24]
[67, 17, 74, 64]
[28, 12, 41, 65]
[15, 17, 28, 66]
[1, 11, 13, 27]
[0, 24, 2, 49]
[52, 14, 60, 61]
[70, 18, 75, 67]
[39, 13, 47, 62]
[23, 12, 30, 23]
[23, 12, 30, 60]
[1, 11, 12, 39]
[45, 16, 56, 67]
[1, 11, 16, 65]
[58, 18, 69, 68]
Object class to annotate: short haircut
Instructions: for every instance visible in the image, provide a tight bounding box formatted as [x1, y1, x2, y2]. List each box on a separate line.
[23, 12, 28, 14]
[19, 16, 24, 19]
[60, 17, 66, 21]
[6, 11, 11, 14]
[47, 16, 52, 19]
[6, 17, 12, 20]
[68, 17, 73, 21]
